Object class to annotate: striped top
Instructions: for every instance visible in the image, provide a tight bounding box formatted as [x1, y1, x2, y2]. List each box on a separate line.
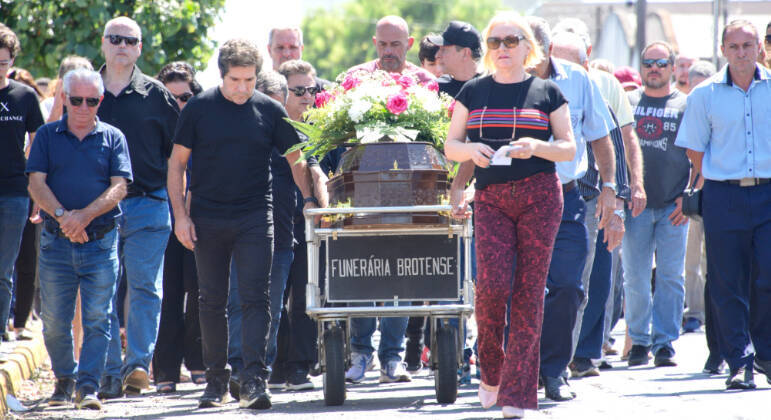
[466, 108, 550, 132]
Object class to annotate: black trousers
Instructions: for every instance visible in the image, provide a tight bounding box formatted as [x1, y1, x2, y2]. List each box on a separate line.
[152, 233, 204, 383]
[13, 201, 38, 329]
[285, 240, 317, 369]
[193, 213, 273, 382]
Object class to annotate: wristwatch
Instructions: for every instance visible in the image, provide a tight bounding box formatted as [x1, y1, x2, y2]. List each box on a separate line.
[54, 207, 65, 218]
[602, 182, 618, 194]
[613, 209, 625, 221]
[303, 196, 320, 207]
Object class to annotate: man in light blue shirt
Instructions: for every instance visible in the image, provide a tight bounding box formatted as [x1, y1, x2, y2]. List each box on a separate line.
[527, 16, 618, 402]
[675, 20, 771, 390]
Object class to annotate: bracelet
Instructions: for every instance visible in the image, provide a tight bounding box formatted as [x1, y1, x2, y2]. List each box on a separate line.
[303, 196, 320, 206]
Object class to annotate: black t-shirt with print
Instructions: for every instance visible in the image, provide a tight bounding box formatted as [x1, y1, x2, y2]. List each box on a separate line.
[174, 87, 301, 219]
[0, 80, 45, 196]
[455, 75, 566, 189]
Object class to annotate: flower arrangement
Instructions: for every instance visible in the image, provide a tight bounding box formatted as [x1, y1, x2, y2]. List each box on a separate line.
[286, 69, 454, 160]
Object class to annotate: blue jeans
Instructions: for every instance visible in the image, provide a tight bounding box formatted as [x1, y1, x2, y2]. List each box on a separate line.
[351, 309, 408, 365]
[228, 246, 294, 372]
[0, 195, 29, 337]
[39, 228, 119, 390]
[622, 203, 687, 355]
[104, 190, 171, 379]
[575, 225, 612, 360]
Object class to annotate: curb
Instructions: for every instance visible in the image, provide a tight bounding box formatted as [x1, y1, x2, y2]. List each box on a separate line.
[0, 330, 48, 415]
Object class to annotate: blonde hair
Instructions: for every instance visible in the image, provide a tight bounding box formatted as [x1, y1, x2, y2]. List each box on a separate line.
[481, 11, 543, 73]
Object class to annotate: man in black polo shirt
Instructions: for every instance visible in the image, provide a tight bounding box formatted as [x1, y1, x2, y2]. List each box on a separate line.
[168, 38, 316, 410]
[27, 68, 132, 410]
[0, 27, 44, 346]
[95, 16, 179, 399]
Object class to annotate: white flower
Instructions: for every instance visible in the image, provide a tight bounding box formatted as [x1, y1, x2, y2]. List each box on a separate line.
[348, 99, 372, 123]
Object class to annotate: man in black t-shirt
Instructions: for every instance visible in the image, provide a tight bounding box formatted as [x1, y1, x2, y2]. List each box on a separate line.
[0, 27, 44, 345]
[429, 20, 483, 98]
[168, 39, 316, 410]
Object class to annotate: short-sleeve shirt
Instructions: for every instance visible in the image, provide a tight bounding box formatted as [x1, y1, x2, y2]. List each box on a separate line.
[438, 74, 479, 98]
[174, 87, 301, 219]
[347, 60, 435, 85]
[0, 80, 45, 196]
[26, 117, 133, 227]
[98, 65, 179, 194]
[628, 89, 689, 208]
[455, 75, 566, 189]
[588, 69, 635, 127]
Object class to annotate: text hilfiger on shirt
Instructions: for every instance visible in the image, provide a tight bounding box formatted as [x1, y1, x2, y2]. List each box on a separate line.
[634, 106, 681, 119]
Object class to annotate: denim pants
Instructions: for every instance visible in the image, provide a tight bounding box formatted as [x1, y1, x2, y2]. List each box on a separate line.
[575, 225, 612, 360]
[351, 312, 409, 365]
[195, 212, 273, 382]
[39, 228, 119, 391]
[702, 180, 771, 370]
[228, 246, 293, 372]
[0, 195, 29, 337]
[571, 197, 601, 357]
[622, 202, 687, 355]
[104, 190, 171, 379]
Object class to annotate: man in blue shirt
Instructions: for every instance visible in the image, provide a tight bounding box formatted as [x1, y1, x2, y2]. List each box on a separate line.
[26, 68, 132, 409]
[675, 20, 771, 390]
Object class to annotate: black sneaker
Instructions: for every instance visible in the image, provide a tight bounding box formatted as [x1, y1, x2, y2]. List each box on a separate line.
[702, 353, 725, 375]
[653, 347, 677, 367]
[726, 367, 756, 390]
[267, 365, 287, 390]
[570, 357, 600, 378]
[75, 386, 102, 410]
[286, 369, 314, 391]
[229, 372, 241, 400]
[198, 377, 230, 408]
[627, 345, 650, 367]
[754, 358, 771, 385]
[97, 376, 123, 400]
[49, 378, 76, 406]
[239, 378, 272, 409]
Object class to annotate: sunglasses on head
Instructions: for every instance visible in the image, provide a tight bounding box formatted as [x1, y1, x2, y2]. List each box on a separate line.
[174, 92, 194, 102]
[106, 34, 140, 46]
[642, 58, 670, 69]
[288, 86, 320, 97]
[486, 35, 526, 50]
[68, 96, 100, 107]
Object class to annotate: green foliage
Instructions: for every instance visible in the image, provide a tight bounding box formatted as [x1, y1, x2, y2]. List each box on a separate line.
[302, 0, 506, 81]
[0, 0, 225, 78]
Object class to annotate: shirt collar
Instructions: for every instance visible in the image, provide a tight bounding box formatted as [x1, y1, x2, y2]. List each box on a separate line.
[720, 63, 764, 86]
[55, 115, 106, 136]
[98, 64, 149, 96]
[548, 58, 569, 81]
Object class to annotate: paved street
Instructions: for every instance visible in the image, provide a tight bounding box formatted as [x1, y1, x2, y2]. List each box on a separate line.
[12, 321, 770, 419]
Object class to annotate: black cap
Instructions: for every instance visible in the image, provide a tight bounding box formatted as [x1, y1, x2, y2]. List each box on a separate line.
[427, 21, 482, 54]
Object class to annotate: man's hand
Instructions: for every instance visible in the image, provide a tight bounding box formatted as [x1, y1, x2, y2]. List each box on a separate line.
[603, 199, 625, 251]
[59, 209, 91, 243]
[595, 187, 617, 230]
[669, 196, 688, 226]
[29, 202, 43, 224]
[450, 187, 472, 220]
[175, 215, 197, 250]
[304, 201, 321, 226]
[628, 182, 647, 218]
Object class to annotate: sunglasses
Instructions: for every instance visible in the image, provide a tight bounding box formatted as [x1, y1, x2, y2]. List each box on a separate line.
[174, 92, 194, 102]
[288, 86, 320, 97]
[765, 34, 771, 43]
[641, 58, 670, 69]
[486, 35, 526, 50]
[68, 96, 100, 107]
[106, 34, 140, 46]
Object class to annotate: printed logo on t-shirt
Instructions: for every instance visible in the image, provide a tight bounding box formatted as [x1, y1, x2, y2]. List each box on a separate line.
[634, 105, 681, 151]
[0, 101, 24, 122]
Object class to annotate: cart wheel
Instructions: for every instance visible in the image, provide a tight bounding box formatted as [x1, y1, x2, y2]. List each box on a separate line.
[323, 326, 346, 406]
[434, 324, 458, 404]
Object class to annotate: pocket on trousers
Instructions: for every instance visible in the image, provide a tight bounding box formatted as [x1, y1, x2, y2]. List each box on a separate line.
[96, 229, 118, 250]
[39, 229, 56, 250]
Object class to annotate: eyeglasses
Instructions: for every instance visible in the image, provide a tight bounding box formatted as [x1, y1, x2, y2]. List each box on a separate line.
[641, 58, 670, 69]
[288, 86, 320, 97]
[486, 35, 526, 50]
[765, 34, 771, 44]
[68, 96, 100, 107]
[174, 92, 194, 102]
[106, 34, 140, 46]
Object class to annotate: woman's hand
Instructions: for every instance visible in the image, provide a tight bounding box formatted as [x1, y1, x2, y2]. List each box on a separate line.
[467, 142, 495, 168]
[507, 138, 539, 159]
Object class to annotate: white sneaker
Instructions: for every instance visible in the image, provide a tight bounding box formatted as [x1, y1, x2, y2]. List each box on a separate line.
[379, 360, 412, 383]
[345, 353, 373, 383]
[502, 406, 525, 418]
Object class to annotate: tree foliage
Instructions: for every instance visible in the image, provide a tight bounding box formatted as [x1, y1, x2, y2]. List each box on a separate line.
[0, 0, 225, 78]
[301, 0, 505, 82]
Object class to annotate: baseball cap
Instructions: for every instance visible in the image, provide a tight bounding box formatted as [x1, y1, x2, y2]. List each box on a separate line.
[614, 66, 642, 89]
[427, 21, 482, 55]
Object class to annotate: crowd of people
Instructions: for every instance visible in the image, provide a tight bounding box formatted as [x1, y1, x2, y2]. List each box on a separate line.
[0, 10, 769, 419]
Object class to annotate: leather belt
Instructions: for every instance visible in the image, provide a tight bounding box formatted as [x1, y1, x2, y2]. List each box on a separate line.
[45, 220, 116, 242]
[125, 190, 166, 201]
[724, 178, 771, 187]
[562, 180, 576, 193]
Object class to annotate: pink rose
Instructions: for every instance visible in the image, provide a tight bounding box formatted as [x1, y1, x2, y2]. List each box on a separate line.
[391, 73, 402, 82]
[447, 100, 456, 118]
[314, 90, 333, 108]
[397, 75, 415, 90]
[425, 80, 439, 92]
[342, 75, 360, 91]
[386, 93, 409, 115]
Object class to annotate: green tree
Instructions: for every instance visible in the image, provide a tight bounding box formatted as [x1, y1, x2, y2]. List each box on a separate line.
[301, 0, 505, 81]
[0, 0, 225, 78]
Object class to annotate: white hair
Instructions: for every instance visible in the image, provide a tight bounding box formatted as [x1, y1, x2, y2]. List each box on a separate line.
[551, 31, 588, 65]
[553, 18, 591, 49]
[268, 27, 304, 46]
[103, 16, 142, 41]
[688, 60, 717, 84]
[63, 68, 105, 96]
[526, 16, 552, 58]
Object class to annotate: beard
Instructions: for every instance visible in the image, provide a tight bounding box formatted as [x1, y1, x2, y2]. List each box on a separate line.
[644, 75, 668, 89]
[379, 55, 403, 72]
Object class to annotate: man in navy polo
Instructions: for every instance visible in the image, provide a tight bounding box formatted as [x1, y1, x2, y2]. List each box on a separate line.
[27, 68, 132, 409]
[676, 20, 771, 390]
